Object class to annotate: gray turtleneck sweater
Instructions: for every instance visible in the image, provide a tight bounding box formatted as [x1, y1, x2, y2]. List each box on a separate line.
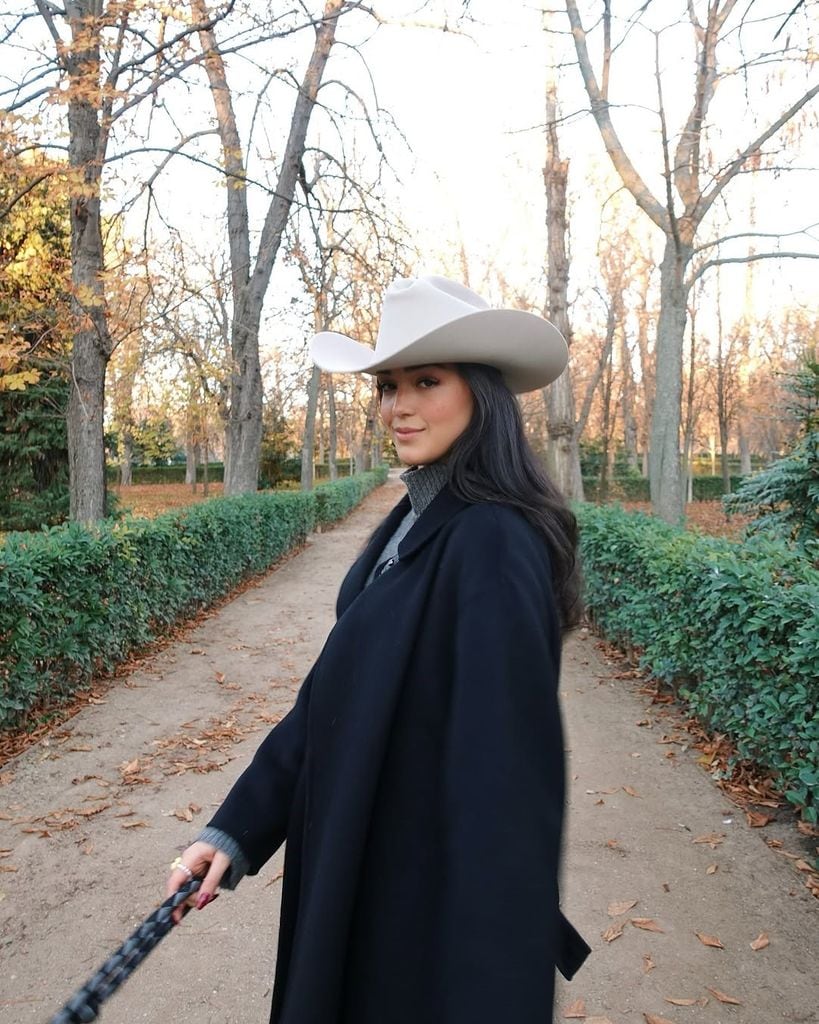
[195, 461, 450, 888]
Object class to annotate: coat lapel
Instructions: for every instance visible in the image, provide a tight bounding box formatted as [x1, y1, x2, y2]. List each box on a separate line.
[398, 486, 469, 559]
[336, 493, 411, 615]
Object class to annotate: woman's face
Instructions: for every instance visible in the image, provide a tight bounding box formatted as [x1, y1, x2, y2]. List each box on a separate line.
[376, 364, 474, 466]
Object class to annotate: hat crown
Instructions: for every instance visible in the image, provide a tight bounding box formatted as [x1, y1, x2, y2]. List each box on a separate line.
[377, 276, 490, 357]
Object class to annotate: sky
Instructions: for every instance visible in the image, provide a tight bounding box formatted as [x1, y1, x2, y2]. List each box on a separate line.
[4, 0, 818, 377]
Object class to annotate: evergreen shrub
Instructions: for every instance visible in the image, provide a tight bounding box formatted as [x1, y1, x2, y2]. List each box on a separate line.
[314, 465, 389, 524]
[0, 469, 387, 728]
[576, 503, 819, 821]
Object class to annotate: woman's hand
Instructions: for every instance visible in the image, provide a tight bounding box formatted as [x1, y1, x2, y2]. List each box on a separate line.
[166, 841, 232, 923]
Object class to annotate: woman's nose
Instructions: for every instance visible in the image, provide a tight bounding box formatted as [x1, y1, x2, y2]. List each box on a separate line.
[391, 384, 414, 417]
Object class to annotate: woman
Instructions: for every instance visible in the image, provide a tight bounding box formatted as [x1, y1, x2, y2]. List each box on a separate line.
[167, 276, 590, 1023]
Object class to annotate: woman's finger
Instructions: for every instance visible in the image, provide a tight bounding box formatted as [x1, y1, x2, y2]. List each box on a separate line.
[195, 850, 232, 910]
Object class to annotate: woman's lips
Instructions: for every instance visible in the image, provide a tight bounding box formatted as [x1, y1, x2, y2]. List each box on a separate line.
[394, 428, 422, 437]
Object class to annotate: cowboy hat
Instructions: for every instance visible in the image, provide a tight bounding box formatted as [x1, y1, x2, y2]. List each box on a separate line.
[310, 275, 568, 393]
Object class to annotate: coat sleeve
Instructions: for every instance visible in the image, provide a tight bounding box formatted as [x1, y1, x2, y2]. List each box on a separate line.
[205, 667, 314, 876]
[439, 509, 567, 1020]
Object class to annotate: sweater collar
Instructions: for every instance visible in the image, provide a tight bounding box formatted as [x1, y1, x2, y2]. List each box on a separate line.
[400, 461, 449, 517]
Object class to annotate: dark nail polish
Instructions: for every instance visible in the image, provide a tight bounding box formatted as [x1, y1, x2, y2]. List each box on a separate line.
[196, 891, 212, 910]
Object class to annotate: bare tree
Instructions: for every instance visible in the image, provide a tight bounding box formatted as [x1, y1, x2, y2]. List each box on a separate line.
[542, 67, 584, 500]
[1, 1, 238, 521]
[192, 0, 357, 494]
[565, 0, 819, 521]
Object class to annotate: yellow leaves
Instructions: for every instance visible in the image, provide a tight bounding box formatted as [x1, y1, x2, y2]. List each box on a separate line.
[0, 340, 42, 393]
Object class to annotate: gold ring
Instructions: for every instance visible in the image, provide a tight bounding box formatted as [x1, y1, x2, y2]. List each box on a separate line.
[170, 856, 194, 880]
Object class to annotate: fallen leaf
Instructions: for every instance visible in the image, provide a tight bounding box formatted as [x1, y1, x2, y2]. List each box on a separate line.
[0, 772, 15, 785]
[563, 999, 586, 1019]
[0, 850, 12, 857]
[190, 648, 205, 655]
[632, 918, 664, 933]
[66, 745, 93, 752]
[706, 864, 718, 875]
[601, 922, 624, 943]
[75, 803, 110, 818]
[695, 932, 724, 949]
[765, 837, 783, 848]
[171, 806, 193, 822]
[120, 759, 140, 775]
[794, 859, 814, 873]
[661, 882, 671, 893]
[0, 865, 17, 873]
[643, 1015, 674, 1024]
[121, 821, 149, 829]
[746, 811, 772, 828]
[215, 671, 226, 684]
[750, 932, 769, 951]
[605, 839, 619, 849]
[623, 786, 641, 797]
[595, 799, 604, 806]
[642, 953, 656, 973]
[706, 987, 742, 1005]
[693, 833, 724, 848]
[665, 998, 697, 1006]
[608, 899, 638, 917]
[796, 821, 818, 838]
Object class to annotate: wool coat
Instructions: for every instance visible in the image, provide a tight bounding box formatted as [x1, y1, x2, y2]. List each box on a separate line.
[209, 486, 589, 1024]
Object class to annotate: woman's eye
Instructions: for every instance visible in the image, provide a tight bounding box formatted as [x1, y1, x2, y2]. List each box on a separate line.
[377, 381, 395, 394]
[417, 377, 439, 389]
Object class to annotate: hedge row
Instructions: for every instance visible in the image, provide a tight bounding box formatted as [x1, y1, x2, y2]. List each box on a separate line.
[0, 468, 388, 729]
[581, 475, 746, 502]
[107, 459, 362, 486]
[576, 503, 819, 822]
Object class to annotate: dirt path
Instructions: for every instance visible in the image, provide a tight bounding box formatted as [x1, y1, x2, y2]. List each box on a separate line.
[1, 476, 815, 1024]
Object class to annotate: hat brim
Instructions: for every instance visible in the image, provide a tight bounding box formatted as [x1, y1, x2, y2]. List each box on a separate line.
[310, 309, 567, 394]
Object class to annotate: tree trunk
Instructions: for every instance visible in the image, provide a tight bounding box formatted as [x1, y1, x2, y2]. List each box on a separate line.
[739, 428, 752, 475]
[598, 343, 614, 502]
[317, 384, 325, 471]
[621, 331, 639, 472]
[542, 78, 583, 501]
[649, 238, 691, 523]
[186, 440, 199, 489]
[120, 432, 133, 487]
[327, 375, 338, 481]
[65, 5, 111, 524]
[301, 364, 321, 490]
[202, 440, 209, 497]
[195, 0, 344, 495]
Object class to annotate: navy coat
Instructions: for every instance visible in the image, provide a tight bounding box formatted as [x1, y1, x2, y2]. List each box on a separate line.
[209, 486, 589, 1023]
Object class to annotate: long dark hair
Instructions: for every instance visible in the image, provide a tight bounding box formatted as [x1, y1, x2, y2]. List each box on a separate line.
[447, 363, 582, 630]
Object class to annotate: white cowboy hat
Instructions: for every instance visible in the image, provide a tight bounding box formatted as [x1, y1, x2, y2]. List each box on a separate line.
[310, 275, 568, 394]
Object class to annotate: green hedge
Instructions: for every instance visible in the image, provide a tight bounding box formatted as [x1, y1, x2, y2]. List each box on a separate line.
[582, 475, 746, 502]
[315, 466, 389, 524]
[0, 469, 387, 729]
[576, 503, 819, 822]
[107, 463, 226, 484]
